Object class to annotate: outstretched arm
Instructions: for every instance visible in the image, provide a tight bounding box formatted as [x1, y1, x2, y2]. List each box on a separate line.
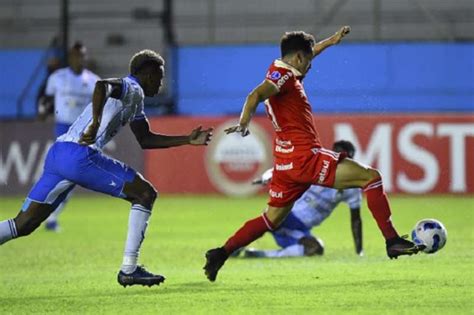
[79, 78, 123, 145]
[224, 80, 279, 137]
[130, 118, 212, 149]
[312, 26, 351, 58]
[350, 206, 363, 256]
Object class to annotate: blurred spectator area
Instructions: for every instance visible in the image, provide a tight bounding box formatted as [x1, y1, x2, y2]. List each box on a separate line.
[0, 0, 473, 118]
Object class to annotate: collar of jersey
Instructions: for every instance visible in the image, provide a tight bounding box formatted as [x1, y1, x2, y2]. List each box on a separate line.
[127, 74, 139, 83]
[68, 67, 84, 76]
[274, 59, 302, 77]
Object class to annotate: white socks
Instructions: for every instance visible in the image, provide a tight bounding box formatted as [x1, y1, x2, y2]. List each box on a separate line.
[0, 219, 18, 245]
[121, 204, 151, 274]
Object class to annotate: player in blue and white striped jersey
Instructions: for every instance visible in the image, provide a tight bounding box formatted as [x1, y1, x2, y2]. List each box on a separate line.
[240, 141, 364, 258]
[0, 49, 213, 287]
[39, 42, 100, 231]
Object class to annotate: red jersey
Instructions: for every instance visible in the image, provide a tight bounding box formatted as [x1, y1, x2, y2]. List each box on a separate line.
[264, 59, 321, 158]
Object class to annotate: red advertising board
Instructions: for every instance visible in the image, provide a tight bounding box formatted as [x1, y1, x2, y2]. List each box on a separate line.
[146, 114, 474, 195]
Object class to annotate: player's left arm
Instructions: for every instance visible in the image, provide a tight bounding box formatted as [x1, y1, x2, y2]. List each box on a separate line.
[312, 26, 351, 58]
[130, 118, 213, 149]
[350, 206, 363, 256]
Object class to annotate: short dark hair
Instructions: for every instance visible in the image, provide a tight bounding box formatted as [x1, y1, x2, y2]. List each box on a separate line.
[333, 140, 356, 158]
[280, 31, 315, 57]
[70, 41, 86, 54]
[129, 49, 165, 75]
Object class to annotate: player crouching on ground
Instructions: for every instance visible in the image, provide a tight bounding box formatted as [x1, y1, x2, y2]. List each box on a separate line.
[233, 140, 363, 258]
[0, 50, 213, 287]
[204, 26, 424, 282]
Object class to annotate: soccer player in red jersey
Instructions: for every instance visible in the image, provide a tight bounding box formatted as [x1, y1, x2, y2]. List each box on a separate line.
[204, 26, 425, 282]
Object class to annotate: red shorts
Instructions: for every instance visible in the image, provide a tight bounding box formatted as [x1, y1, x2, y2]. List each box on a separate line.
[268, 147, 347, 208]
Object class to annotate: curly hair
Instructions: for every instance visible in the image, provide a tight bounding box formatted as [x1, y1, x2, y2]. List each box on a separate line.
[332, 140, 356, 158]
[129, 49, 165, 75]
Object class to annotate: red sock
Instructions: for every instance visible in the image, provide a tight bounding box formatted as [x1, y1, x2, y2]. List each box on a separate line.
[364, 177, 399, 240]
[223, 213, 274, 255]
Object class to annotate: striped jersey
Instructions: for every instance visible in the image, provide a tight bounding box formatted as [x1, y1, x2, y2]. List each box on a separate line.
[57, 75, 145, 150]
[291, 185, 362, 228]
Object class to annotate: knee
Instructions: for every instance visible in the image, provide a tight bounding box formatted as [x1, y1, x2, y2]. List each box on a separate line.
[137, 184, 158, 209]
[265, 206, 292, 228]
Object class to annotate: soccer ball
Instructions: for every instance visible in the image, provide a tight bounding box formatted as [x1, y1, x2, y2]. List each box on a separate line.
[411, 219, 447, 254]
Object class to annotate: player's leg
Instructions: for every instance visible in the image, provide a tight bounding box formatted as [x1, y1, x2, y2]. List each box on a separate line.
[333, 158, 398, 238]
[0, 202, 55, 245]
[118, 174, 159, 274]
[268, 213, 323, 257]
[249, 239, 323, 258]
[0, 173, 74, 245]
[63, 147, 164, 287]
[0, 141, 75, 244]
[204, 203, 293, 281]
[114, 174, 164, 287]
[334, 158, 423, 258]
[204, 170, 308, 281]
[43, 123, 73, 232]
[243, 212, 305, 258]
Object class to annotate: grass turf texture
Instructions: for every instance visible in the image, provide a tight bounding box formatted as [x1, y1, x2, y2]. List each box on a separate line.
[0, 195, 472, 314]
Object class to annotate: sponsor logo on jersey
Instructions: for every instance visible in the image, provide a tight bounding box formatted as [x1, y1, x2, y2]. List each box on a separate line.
[275, 162, 293, 171]
[276, 139, 292, 146]
[276, 71, 293, 88]
[317, 160, 330, 184]
[269, 189, 283, 199]
[270, 71, 281, 80]
[275, 145, 294, 154]
[205, 121, 272, 196]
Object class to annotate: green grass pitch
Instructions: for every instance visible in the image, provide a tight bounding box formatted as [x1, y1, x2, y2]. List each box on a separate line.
[0, 194, 472, 314]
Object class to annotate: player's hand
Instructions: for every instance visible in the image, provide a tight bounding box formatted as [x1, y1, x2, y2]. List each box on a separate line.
[79, 122, 100, 145]
[224, 125, 250, 137]
[251, 168, 273, 185]
[189, 126, 213, 145]
[334, 26, 351, 44]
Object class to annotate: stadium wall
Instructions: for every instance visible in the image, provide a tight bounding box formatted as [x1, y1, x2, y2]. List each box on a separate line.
[176, 43, 473, 115]
[144, 115, 474, 195]
[0, 50, 46, 119]
[1, 43, 472, 119]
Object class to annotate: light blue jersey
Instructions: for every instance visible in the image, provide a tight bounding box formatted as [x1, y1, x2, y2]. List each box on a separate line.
[272, 186, 362, 248]
[292, 186, 362, 229]
[58, 75, 146, 150]
[22, 75, 144, 210]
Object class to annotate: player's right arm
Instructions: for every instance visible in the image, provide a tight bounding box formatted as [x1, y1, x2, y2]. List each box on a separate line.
[224, 80, 279, 137]
[79, 78, 122, 145]
[38, 73, 57, 120]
